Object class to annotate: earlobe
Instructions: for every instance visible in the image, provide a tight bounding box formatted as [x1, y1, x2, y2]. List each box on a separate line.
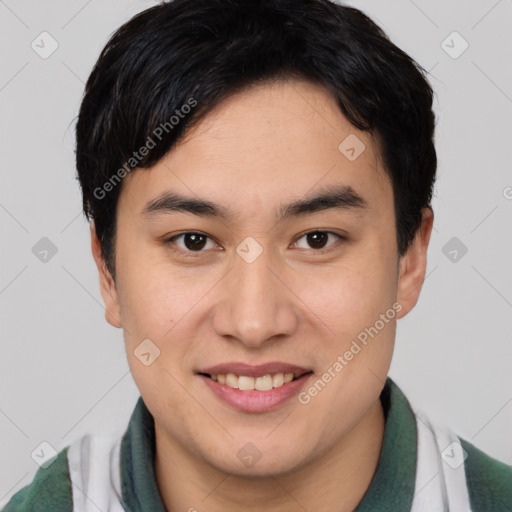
[396, 207, 434, 319]
[90, 223, 123, 328]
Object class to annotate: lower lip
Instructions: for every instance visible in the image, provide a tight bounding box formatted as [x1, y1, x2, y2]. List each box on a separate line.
[200, 373, 313, 413]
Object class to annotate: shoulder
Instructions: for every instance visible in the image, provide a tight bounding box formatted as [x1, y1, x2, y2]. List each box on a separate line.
[460, 437, 512, 512]
[410, 404, 511, 511]
[1, 432, 124, 512]
[1, 446, 73, 512]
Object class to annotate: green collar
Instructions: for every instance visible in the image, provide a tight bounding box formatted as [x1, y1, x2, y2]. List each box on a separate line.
[119, 377, 417, 511]
[354, 378, 417, 511]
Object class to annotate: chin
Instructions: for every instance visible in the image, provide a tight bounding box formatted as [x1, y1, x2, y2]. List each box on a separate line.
[203, 440, 312, 478]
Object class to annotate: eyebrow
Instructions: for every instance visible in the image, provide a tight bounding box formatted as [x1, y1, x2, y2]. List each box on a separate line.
[140, 184, 369, 223]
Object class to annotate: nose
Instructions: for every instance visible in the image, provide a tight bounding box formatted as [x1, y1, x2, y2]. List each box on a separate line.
[212, 244, 299, 349]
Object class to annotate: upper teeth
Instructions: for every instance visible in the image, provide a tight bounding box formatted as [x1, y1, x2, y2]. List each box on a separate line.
[211, 372, 297, 391]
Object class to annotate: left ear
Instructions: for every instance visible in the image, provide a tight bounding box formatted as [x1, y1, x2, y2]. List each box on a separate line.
[396, 207, 434, 319]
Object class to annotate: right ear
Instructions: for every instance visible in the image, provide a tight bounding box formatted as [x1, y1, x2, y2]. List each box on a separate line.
[90, 223, 122, 328]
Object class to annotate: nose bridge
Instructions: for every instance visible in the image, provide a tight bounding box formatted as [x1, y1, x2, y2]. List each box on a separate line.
[214, 240, 297, 347]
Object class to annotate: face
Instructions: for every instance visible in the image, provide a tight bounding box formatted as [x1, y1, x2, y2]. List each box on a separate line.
[92, 78, 432, 476]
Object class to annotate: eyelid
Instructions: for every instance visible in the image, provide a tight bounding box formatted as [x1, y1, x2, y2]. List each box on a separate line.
[164, 229, 346, 254]
[164, 231, 220, 253]
[291, 230, 345, 251]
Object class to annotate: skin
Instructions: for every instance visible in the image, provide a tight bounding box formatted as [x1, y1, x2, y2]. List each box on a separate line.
[91, 78, 433, 512]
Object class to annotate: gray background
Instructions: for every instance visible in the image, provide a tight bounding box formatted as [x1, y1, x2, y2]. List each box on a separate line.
[1, 0, 511, 504]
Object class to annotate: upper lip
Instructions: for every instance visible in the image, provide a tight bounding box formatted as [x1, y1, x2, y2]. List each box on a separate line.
[198, 362, 312, 378]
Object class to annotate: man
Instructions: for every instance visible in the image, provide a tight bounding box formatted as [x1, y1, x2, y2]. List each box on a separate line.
[3, 0, 510, 510]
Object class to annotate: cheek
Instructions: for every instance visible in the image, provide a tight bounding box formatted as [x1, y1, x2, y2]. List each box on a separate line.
[300, 251, 397, 333]
[296, 243, 398, 386]
[115, 237, 180, 330]
[115, 241, 221, 363]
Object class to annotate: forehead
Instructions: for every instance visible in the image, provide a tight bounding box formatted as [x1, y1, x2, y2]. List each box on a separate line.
[119, 78, 392, 221]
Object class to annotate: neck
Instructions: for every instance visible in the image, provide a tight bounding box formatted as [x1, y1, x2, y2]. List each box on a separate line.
[154, 398, 385, 512]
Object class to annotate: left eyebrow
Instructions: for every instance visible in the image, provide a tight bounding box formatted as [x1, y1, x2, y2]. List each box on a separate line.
[140, 184, 369, 222]
[277, 184, 369, 221]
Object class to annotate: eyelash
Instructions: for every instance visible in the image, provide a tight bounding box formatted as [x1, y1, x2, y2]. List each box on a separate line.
[163, 230, 346, 255]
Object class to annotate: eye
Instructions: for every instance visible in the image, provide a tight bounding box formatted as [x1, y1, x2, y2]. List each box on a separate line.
[292, 230, 344, 251]
[164, 229, 345, 255]
[165, 232, 218, 253]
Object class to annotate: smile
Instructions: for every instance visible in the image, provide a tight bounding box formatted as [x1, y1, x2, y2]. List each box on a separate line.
[198, 370, 314, 413]
[202, 372, 309, 391]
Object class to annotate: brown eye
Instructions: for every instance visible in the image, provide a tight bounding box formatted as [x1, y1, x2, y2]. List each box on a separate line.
[293, 231, 344, 251]
[165, 232, 217, 252]
[182, 233, 207, 250]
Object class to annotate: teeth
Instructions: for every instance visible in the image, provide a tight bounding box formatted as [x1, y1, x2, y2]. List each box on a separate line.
[272, 373, 284, 388]
[238, 375, 255, 391]
[226, 373, 238, 388]
[209, 372, 301, 391]
[255, 374, 273, 391]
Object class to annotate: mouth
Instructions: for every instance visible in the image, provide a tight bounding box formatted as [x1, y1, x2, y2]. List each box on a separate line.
[196, 362, 314, 412]
[198, 371, 313, 391]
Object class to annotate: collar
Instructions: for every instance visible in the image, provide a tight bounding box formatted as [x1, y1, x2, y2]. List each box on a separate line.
[119, 377, 417, 511]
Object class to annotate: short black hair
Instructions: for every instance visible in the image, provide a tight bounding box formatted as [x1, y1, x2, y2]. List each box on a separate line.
[75, 0, 437, 280]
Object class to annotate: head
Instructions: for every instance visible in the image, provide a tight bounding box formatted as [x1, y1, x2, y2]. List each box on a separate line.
[77, 0, 435, 476]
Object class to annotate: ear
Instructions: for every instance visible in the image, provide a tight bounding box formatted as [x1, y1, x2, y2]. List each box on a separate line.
[396, 207, 434, 319]
[90, 223, 122, 328]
